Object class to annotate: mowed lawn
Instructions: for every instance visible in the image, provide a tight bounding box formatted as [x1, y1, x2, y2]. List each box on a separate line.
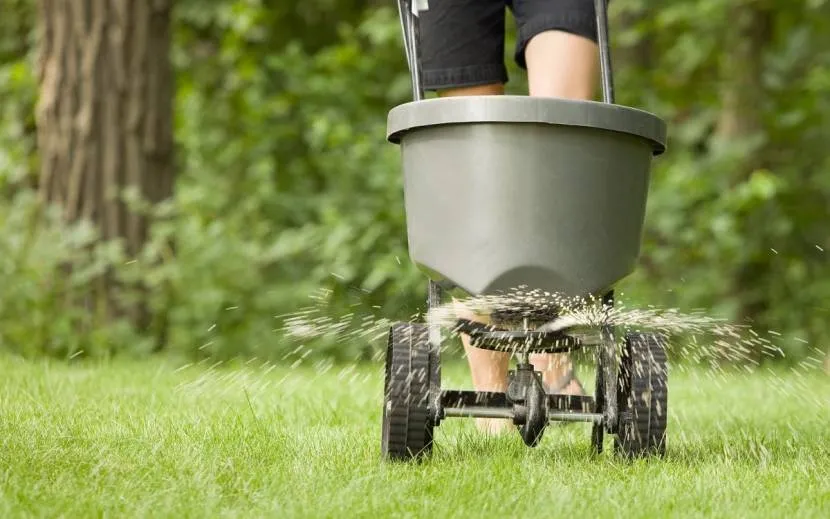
[1, 353, 828, 518]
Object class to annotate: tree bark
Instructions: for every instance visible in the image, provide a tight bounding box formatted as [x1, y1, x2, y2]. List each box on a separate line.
[34, 0, 174, 329]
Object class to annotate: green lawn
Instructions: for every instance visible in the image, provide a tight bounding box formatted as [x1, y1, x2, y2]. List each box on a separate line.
[1, 354, 828, 518]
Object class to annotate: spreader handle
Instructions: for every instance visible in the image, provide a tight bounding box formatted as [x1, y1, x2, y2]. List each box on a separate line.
[397, 0, 424, 101]
[398, 0, 615, 105]
[594, 0, 615, 104]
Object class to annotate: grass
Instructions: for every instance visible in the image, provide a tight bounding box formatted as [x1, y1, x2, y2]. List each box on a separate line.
[0, 353, 828, 518]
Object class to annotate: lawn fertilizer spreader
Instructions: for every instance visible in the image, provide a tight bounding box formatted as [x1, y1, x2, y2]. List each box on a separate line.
[381, 0, 669, 460]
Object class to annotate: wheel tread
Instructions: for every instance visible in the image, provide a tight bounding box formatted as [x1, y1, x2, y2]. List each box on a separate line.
[381, 322, 435, 460]
[614, 332, 669, 458]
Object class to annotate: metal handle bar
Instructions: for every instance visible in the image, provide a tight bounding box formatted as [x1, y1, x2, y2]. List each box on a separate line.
[396, 0, 425, 101]
[396, 0, 615, 105]
[594, 0, 615, 104]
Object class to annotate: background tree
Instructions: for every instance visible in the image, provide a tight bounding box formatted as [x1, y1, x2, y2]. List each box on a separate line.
[0, 0, 828, 366]
[33, 0, 175, 335]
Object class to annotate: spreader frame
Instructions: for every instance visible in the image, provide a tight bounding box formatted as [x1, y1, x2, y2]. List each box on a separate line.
[427, 281, 619, 449]
[380, 0, 668, 460]
[380, 290, 668, 457]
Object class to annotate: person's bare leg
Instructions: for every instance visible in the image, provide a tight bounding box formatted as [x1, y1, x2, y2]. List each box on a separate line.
[437, 83, 505, 97]
[525, 31, 598, 99]
[453, 299, 511, 434]
[529, 352, 582, 394]
[438, 82, 513, 434]
[444, 32, 596, 421]
[525, 30, 599, 394]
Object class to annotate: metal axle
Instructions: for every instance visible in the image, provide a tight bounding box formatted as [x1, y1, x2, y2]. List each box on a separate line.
[443, 407, 603, 423]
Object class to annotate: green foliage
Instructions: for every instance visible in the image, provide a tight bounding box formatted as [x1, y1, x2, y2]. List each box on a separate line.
[615, 0, 830, 359]
[0, 191, 155, 358]
[1, 0, 829, 362]
[163, 3, 425, 360]
[0, 0, 36, 194]
[1, 1, 424, 361]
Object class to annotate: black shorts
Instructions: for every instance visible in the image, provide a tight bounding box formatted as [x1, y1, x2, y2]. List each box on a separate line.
[418, 0, 599, 91]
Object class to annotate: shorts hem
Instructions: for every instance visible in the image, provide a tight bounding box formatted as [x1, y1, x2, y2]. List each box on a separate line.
[515, 12, 599, 69]
[422, 64, 509, 92]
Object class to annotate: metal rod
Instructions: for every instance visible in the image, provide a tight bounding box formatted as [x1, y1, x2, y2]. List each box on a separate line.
[600, 290, 618, 432]
[594, 0, 615, 104]
[603, 290, 615, 308]
[441, 390, 595, 412]
[442, 407, 603, 423]
[398, 1, 424, 102]
[600, 325, 618, 431]
[427, 279, 442, 388]
[428, 280, 441, 309]
[548, 412, 604, 423]
[427, 280, 442, 349]
[443, 407, 514, 419]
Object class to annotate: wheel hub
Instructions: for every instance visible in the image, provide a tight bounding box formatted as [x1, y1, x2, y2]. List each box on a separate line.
[507, 363, 548, 447]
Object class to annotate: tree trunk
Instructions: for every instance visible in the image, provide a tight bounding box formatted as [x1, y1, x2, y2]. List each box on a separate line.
[714, 5, 771, 153]
[34, 0, 174, 329]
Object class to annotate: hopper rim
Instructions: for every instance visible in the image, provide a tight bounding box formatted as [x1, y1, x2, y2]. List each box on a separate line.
[386, 95, 667, 156]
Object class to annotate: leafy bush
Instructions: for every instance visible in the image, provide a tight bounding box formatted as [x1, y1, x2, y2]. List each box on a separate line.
[0, 0, 828, 364]
[1, 4, 425, 362]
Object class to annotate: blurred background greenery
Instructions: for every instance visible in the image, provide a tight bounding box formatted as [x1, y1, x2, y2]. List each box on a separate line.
[0, 0, 828, 365]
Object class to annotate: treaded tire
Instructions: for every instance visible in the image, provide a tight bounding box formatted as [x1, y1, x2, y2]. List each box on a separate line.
[614, 332, 668, 458]
[590, 359, 605, 454]
[381, 322, 433, 460]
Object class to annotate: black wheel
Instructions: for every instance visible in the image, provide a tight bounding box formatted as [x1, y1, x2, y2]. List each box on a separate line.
[519, 379, 547, 447]
[614, 332, 669, 458]
[381, 322, 434, 460]
[425, 324, 441, 448]
[590, 357, 605, 454]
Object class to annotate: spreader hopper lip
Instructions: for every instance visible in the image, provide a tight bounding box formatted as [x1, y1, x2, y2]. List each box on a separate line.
[387, 95, 667, 156]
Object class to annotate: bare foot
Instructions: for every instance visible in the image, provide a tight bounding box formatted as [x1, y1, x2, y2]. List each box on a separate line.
[475, 418, 513, 436]
[454, 299, 515, 436]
